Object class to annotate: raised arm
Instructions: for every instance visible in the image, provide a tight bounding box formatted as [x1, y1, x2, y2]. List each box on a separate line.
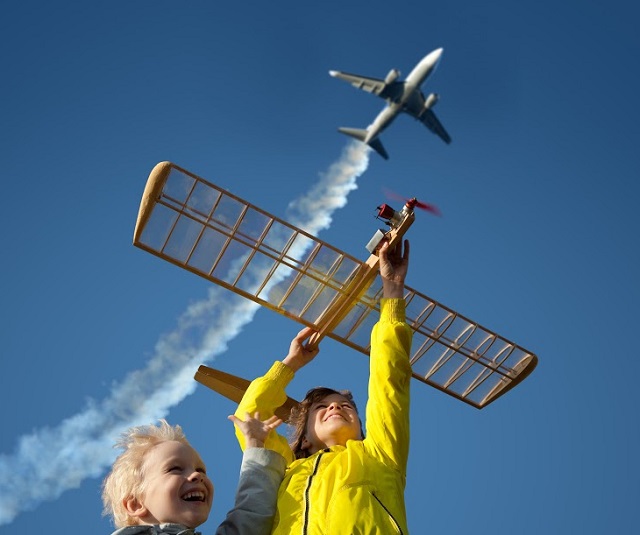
[217, 414, 286, 535]
[234, 327, 319, 461]
[365, 239, 413, 470]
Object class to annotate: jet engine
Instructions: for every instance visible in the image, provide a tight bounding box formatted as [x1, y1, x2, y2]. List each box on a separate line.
[424, 93, 439, 110]
[384, 69, 400, 84]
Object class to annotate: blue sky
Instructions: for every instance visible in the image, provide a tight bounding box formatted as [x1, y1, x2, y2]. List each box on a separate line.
[1, 1, 638, 533]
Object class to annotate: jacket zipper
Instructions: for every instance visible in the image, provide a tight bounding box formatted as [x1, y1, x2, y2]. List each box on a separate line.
[372, 492, 404, 535]
[302, 451, 325, 535]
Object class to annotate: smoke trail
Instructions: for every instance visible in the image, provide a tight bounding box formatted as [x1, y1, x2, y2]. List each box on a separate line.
[286, 141, 369, 230]
[0, 141, 370, 525]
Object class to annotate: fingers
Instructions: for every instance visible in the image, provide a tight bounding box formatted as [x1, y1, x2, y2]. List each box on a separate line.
[295, 326, 321, 355]
[400, 239, 410, 266]
[379, 239, 408, 264]
[227, 412, 281, 428]
[379, 240, 389, 263]
[295, 326, 317, 344]
[263, 415, 283, 429]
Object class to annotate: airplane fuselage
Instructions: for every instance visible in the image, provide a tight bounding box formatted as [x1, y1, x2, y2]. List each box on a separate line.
[365, 104, 401, 143]
[364, 48, 442, 144]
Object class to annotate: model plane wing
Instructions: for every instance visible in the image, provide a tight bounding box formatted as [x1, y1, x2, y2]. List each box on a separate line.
[133, 162, 537, 409]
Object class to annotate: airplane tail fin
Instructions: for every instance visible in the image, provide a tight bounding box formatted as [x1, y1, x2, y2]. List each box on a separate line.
[338, 127, 389, 160]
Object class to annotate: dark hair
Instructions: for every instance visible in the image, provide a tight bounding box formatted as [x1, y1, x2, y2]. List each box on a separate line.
[288, 387, 364, 459]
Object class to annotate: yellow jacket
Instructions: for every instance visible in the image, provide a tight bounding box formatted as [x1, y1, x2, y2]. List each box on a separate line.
[235, 299, 413, 535]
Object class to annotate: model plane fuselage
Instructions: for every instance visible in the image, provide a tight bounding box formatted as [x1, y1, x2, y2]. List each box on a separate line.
[330, 48, 451, 159]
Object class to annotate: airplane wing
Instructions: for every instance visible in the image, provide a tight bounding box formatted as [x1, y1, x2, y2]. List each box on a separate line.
[403, 92, 452, 144]
[134, 162, 537, 409]
[418, 108, 452, 144]
[329, 70, 399, 99]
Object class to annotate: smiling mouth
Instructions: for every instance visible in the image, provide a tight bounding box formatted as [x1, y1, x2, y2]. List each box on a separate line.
[182, 491, 206, 502]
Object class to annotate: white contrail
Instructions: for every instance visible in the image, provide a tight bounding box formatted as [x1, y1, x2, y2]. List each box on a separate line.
[0, 141, 370, 525]
[286, 141, 368, 230]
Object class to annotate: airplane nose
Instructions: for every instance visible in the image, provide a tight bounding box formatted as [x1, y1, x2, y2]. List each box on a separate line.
[421, 48, 443, 72]
[430, 48, 443, 62]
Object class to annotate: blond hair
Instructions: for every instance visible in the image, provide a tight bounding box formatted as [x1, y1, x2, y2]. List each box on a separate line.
[101, 419, 190, 528]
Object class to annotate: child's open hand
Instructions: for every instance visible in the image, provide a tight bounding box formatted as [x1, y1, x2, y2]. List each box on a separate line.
[228, 412, 282, 449]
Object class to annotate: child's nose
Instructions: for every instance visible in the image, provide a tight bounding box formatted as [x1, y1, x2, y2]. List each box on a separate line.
[188, 471, 203, 482]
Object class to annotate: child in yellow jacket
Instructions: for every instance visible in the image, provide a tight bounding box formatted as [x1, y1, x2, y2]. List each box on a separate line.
[234, 240, 413, 535]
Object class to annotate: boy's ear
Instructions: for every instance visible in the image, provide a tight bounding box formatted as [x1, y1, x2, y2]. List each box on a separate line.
[123, 495, 148, 519]
[301, 436, 312, 451]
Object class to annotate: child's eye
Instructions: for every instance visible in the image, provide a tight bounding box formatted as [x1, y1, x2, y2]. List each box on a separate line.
[197, 467, 207, 475]
[168, 465, 182, 472]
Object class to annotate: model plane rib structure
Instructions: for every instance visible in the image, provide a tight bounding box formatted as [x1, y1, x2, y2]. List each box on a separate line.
[133, 162, 537, 408]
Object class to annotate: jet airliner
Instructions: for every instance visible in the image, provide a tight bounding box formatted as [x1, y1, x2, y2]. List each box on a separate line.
[330, 48, 451, 159]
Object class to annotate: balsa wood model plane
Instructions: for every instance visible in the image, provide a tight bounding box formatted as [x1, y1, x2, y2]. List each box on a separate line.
[133, 161, 537, 411]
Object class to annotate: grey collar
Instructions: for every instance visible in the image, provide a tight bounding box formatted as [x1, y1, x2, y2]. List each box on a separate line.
[112, 523, 200, 535]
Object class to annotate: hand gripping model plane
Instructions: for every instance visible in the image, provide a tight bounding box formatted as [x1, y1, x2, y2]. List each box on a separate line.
[330, 48, 451, 160]
[133, 162, 537, 412]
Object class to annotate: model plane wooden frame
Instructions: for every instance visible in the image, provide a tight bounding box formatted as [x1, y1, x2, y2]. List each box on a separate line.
[133, 161, 537, 410]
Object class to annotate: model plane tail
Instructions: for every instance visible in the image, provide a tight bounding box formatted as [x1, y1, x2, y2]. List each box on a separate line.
[194, 365, 300, 423]
[338, 127, 389, 160]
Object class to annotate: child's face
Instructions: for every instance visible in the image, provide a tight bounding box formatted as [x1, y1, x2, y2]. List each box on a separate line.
[130, 440, 214, 528]
[303, 393, 362, 453]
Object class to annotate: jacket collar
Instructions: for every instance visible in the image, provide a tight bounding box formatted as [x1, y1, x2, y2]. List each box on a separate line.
[112, 524, 200, 535]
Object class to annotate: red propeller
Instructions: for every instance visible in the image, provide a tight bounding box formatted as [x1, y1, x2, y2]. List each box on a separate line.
[382, 187, 442, 216]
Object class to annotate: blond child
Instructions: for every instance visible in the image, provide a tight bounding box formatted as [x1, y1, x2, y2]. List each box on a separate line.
[102, 413, 285, 535]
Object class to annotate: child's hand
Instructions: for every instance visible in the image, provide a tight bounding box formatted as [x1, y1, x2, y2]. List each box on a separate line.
[282, 326, 320, 372]
[228, 412, 282, 449]
[379, 239, 410, 298]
